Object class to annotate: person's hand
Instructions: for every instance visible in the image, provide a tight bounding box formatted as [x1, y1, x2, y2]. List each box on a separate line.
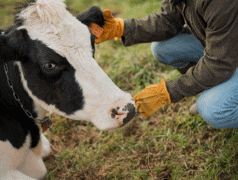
[93, 9, 124, 44]
[134, 79, 171, 117]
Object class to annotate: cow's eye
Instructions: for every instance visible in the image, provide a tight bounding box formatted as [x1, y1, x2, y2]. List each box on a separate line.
[44, 63, 56, 70]
[41, 62, 61, 77]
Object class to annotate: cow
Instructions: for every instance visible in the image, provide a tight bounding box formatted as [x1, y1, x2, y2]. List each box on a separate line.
[0, 0, 136, 179]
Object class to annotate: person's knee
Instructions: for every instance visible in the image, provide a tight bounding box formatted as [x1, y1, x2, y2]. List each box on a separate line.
[151, 42, 167, 63]
[197, 98, 217, 128]
[197, 95, 238, 128]
[151, 41, 189, 68]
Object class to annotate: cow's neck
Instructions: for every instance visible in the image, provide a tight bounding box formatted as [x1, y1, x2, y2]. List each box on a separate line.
[4, 58, 52, 128]
[0, 60, 42, 149]
[2, 61, 38, 119]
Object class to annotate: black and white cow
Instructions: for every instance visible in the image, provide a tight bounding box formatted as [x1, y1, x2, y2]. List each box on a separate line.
[0, 0, 136, 179]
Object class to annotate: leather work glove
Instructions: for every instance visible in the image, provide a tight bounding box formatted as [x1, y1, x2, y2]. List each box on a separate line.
[94, 9, 124, 44]
[134, 79, 171, 118]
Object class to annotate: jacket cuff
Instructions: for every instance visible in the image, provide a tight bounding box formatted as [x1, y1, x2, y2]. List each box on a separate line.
[121, 19, 135, 46]
[166, 80, 185, 103]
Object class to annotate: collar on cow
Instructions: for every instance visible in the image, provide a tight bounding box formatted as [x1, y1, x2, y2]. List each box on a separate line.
[4, 62, 52, 132]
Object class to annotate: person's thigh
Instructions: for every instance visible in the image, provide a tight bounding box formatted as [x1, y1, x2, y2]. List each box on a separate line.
[197, 68, 238, 128]
[151, 33, 204, 68]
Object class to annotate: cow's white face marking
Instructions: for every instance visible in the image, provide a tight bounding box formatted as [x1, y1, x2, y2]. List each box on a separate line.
[15, 0, 135, 130]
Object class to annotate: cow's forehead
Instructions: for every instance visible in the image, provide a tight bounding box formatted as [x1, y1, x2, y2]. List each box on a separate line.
[17, 0, 92, 65]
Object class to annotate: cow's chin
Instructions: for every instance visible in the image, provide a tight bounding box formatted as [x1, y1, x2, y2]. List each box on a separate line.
[67, 115, 119, 131]
[90, 117, 120, 131]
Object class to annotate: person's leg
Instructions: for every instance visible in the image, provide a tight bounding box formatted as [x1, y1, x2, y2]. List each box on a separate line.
[151, 33, 204, 68]
[197, 68, 238, 128]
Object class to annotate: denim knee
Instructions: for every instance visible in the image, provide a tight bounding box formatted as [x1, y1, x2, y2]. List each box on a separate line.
[151, 34, 204, 68]
[151, 42, 189, 68]
[151, 42, 166, 64]
[197, 92, 238, 128]
[151, 42, 169, 66]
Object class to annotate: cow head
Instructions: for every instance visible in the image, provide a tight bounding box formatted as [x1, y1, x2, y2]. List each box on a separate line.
[0, 0, 136, 131]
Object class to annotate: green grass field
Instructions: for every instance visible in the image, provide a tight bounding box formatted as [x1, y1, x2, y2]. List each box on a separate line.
[1, 0, 238, 179]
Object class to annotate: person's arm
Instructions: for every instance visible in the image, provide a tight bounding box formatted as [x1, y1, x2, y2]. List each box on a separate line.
[122, 0, 184, 46]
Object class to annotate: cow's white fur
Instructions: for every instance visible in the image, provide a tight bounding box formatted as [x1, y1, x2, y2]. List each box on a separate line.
[0, 134, 50, 179]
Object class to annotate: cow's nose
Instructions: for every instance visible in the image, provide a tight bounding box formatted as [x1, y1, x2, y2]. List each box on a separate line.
[110, 102, 136, 127]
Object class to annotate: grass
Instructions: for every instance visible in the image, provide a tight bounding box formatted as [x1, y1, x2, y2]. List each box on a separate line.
[1, 0, 238, 179]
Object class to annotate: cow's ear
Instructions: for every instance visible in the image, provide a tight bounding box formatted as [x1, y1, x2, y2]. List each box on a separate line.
[0, 31, 15, 62]
[6, 29, 30, 60]
[76, 6, 105, 28]
[0, 29, 30, 62]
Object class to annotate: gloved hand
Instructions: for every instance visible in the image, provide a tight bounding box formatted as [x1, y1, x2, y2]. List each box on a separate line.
[134, 79, 171, 117]
[94, 9, 124, 44]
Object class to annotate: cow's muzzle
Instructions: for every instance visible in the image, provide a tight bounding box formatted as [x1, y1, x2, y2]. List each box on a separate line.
[111, 102, 136, 127]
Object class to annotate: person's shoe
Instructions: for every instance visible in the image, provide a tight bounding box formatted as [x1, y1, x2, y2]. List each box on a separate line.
[189, 103, 198, 115]
[176, 61, 197, 75]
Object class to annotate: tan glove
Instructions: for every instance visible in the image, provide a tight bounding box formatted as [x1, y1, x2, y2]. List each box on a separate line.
[134, 79, 171, 118]
[93, 9, 124, 44]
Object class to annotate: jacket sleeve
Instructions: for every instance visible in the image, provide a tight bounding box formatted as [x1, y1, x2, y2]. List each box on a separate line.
[166, 0, 238, 103]
[121, 0, 184, 46]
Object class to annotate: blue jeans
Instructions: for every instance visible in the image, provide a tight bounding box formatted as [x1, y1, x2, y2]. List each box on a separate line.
[151, 33, 238, 128]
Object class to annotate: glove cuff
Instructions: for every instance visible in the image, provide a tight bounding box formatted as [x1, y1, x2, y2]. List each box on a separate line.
[114, 18, 124, 41]
[160, 79, 171, 105]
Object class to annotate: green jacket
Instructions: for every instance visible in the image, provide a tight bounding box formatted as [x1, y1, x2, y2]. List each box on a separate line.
[122, 0, 238, 103]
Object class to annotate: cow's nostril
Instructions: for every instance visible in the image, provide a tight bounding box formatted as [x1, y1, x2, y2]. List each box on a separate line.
[111, 109, 117, 118]
[111, 107, 124, 119]
[111, 108, 122, 118]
